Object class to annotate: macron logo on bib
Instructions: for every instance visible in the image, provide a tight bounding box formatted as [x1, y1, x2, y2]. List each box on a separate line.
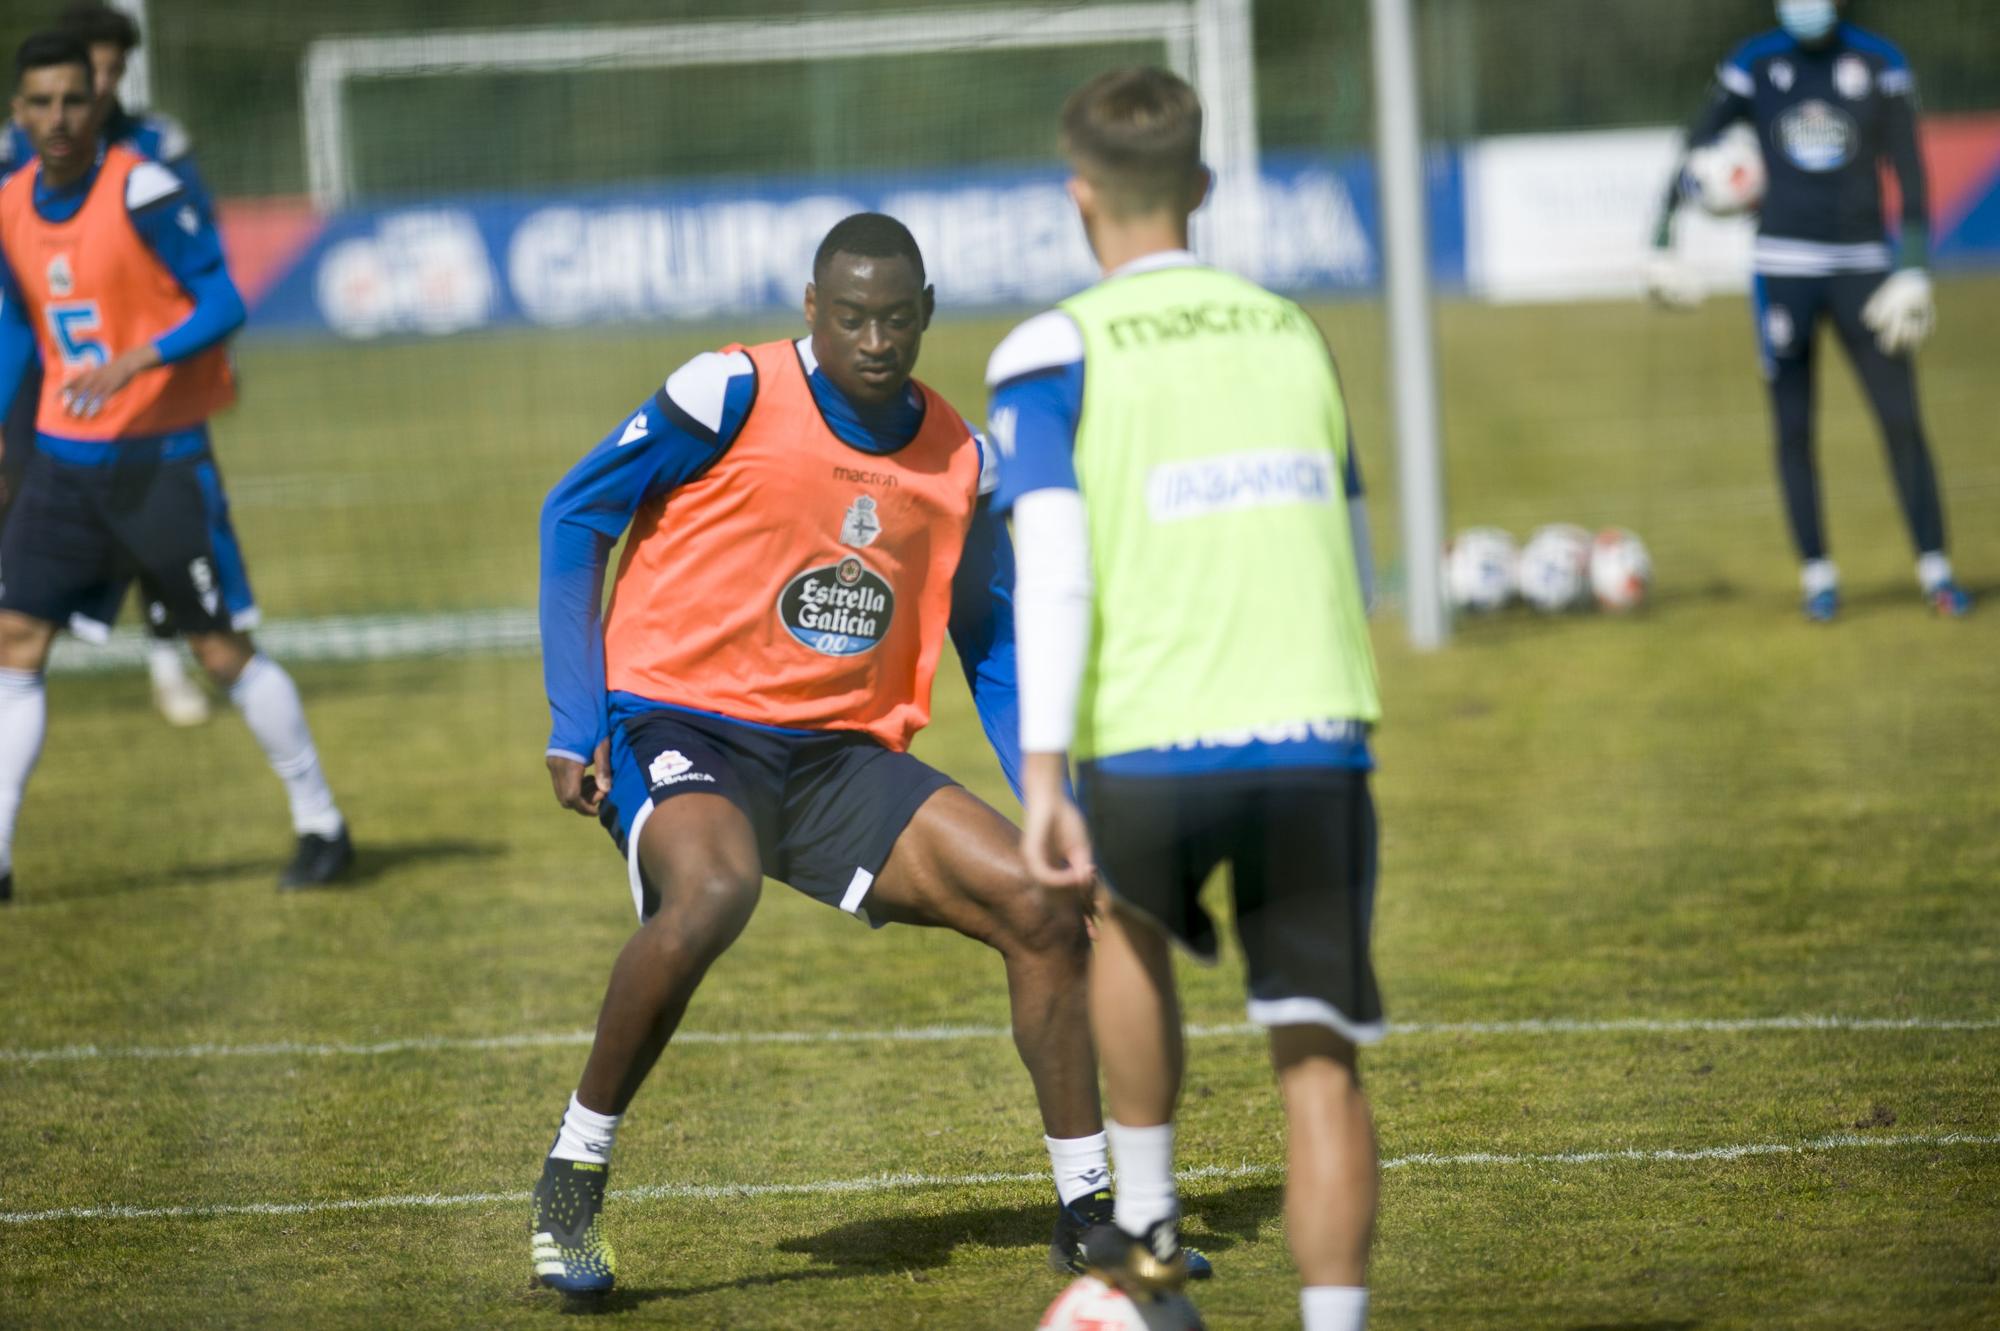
[1146, 449, 1335, 523]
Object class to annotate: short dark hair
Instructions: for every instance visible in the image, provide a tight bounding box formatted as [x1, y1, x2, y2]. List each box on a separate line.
[813, 212, 926, 286]
[1060, 66, 1205, 216]
[58, 2, 140, 52]
[14, 31, 92, 89]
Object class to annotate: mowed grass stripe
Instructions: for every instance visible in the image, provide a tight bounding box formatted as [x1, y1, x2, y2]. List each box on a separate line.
[5, 1013, 1995, 1066]
[5, 1133, 1995, 1227]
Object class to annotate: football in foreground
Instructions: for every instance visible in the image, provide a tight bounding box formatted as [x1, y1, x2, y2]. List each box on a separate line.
[1038, 1275, 1206, 1331]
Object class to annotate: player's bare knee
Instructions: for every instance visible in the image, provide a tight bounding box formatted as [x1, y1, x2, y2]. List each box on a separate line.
[0, 612, 56, 671]
[186, 630, 254, 686]
[645, 866, 760, 963]
[994, 877, 1090, 962]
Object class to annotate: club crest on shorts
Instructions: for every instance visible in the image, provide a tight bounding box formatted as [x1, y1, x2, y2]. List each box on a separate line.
[839, 495, 882, 549]
[1764, 304, 1795, 354]
[778, 555, 894, 656]
[647, 748, 714, 787]
[1769, 59, 1794, 92]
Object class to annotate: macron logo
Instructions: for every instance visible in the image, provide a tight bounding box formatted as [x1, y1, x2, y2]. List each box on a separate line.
[618, 413, 649, 446]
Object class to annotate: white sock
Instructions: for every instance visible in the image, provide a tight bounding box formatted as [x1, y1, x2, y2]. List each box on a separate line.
[1302, 1285, 1368, 1331]
[1107, 1120, 1177, 1235]
[229, 654, 343, 838]
[1046, 1131, 1111, 1206]
[147, 638, 190, 690]
[1917, 551, 1953, 592]
[0, 668, 47, 877]
[1800, 558, 1838, 597]
[550, 1092, 621, 1165]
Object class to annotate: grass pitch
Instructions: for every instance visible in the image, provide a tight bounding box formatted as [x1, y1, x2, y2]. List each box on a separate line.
[2, 279, 1997, 1328]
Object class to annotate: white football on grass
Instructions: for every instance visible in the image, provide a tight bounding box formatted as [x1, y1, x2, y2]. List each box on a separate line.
[1038, 1275, 1205, 1331]
[1518, 524, 1594, 613]
[1589, 528, 1652, 611]
[1445, 526, 1518, 613]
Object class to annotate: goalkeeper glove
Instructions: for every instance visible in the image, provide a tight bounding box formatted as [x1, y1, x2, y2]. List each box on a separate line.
[1861, 268, 1934, 357]
[1644, 251, 1703, 311]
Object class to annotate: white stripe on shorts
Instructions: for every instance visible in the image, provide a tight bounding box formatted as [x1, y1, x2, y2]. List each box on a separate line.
[839, 866, 874, 915]
[1247, 996, 1387, 1045]
[625, 797, 657, 921]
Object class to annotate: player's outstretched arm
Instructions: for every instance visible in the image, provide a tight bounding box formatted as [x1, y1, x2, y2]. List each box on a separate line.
[538, 352, 754, 808]
[948, 444, 1028, 799]
[0, 251, 35, 433]
[1862, 46, 1936, 356]
[1012, 488, 1096, 892]
[1648, 61, 1752, 310]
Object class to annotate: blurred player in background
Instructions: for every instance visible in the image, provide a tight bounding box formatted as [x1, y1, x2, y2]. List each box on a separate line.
[530, 212, 1199, 1297]
[0, 34, 352, 903]
[1648, 0, 1970, 621]
[2, 0, 216, 723]
[996, 68, 1382, 1331]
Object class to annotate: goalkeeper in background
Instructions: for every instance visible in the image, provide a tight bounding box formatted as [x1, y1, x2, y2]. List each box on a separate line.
[993, 67, 1383, 1331]
[1647, 0, 1968, 621]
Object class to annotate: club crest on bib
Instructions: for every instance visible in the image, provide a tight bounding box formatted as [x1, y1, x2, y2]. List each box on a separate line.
[840, 495, 882, 549]
[779, 555, 895, 656]
[1776, 100, 1856, 172]
[47, 254, 73, 297]
[1834, 55, 1871, 100]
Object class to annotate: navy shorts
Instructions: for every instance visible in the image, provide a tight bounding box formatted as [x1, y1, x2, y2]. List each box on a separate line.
[0, 435, 258, 640]
[1078, 764, 1385, 1044]
[598, 700, 956, 926]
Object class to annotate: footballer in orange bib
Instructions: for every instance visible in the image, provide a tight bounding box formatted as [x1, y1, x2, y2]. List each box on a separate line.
[0, 33, 351, 900]
[527, 214, 1140, 1297]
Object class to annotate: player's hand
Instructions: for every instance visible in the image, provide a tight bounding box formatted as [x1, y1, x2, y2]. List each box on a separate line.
[548, 739, 611, 817]
[61, 346, 162, 418]
[1020, 752, 1094, 891]
[1862, 268, 1934, 357]
[1644, 252, 1704, 311]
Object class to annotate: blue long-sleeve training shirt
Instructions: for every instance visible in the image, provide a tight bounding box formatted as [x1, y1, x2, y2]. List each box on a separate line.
[539, 338, 1025, 796]
[0, 148, 243, 434]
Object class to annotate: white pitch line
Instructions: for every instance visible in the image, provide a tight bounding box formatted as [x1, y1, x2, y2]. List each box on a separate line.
[4, 1013, 1996, 1067]
[3, 1133, 1995, 1227]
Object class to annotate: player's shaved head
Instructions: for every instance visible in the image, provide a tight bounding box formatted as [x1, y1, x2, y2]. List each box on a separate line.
[813, 212, 926, 287]
[1061, 66, 1207, 219]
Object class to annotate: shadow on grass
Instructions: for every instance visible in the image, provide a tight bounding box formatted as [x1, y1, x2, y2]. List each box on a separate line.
[1566, 1322, 1701, 1331]
[528, 1183, 1279, 1310]
[41, 837, 503, 902]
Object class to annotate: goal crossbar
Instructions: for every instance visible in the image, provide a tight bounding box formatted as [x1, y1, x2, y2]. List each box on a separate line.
[301, 3, 1256, 213]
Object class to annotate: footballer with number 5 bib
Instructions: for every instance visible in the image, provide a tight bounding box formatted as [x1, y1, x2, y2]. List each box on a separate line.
[0, 34, 351, 903]
[529, 213, 1211, 1299]
[1647, 0, 1969, 622]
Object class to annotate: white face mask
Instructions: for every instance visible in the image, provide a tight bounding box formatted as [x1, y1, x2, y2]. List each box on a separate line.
[1776, 0, 1838, 41]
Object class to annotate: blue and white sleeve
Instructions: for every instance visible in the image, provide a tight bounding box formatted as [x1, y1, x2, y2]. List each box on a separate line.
[126, 161, 245, 363]
[985, 311, 1091, 757]
[985, 310, 1085, 512]
[540, 350, 756, 761]
[948, 435, 1025, 798]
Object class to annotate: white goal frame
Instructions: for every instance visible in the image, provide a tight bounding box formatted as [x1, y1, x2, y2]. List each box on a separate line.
[300, 2, 1259, 249]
